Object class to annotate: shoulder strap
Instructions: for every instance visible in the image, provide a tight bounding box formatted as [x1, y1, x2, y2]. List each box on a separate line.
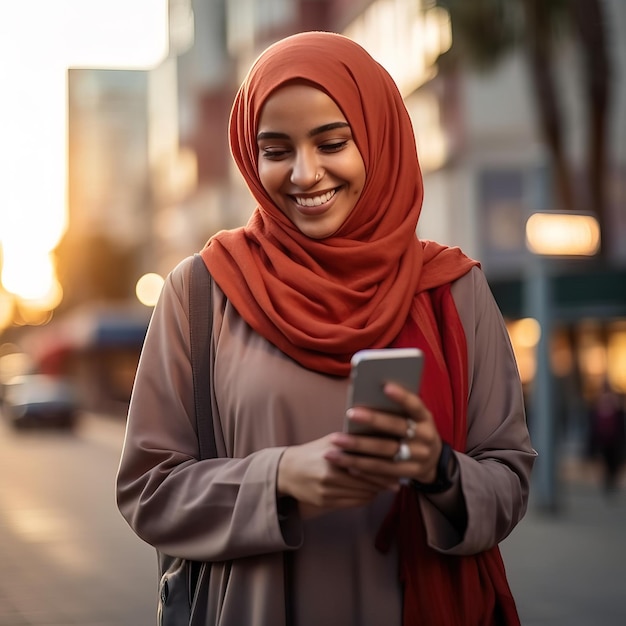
[189, 253, 217, 460]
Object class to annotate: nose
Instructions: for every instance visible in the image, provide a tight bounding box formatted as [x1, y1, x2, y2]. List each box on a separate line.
[290, 149, 319, 187]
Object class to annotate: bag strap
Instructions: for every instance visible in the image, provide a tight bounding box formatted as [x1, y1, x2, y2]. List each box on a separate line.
[189, 253, 217, 460]
[186, 253, 215, 622]
[188, 253, 289, 625]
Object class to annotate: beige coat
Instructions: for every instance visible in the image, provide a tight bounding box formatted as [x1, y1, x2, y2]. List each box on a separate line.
[116, 256, 536, 626]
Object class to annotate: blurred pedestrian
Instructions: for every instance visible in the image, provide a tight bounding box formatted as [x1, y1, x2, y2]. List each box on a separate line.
[589, 383, 626, 494]
[116, 31, 536, 626]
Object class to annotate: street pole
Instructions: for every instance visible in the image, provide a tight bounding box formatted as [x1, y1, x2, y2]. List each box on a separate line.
[524, 255, 559, 513]
[523, 210, 600, 513]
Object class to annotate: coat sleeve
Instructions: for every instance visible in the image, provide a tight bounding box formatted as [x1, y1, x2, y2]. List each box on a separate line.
[419, 266, 537, 554]
[115, 256, 302, 562]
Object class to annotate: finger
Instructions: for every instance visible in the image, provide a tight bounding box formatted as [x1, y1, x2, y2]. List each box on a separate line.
[329, 432, 400, 459]
[329, 429, 431, 462]
[383, 383, 430, 422]
[346, 407, 411, 440]
[326, 445, 408, 479]
[313, 481, 384, 505]
[320, 478, 397, 503]
[345, 453, 415, 479]
[323, 464, 388, 494]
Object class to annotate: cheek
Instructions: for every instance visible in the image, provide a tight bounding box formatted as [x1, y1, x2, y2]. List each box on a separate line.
[348, 154, 366, 197]
[257, 158, 267, 181]
[350, 169, 366, 199]
[258, 163, 272, 190]
[257, 162, 278, 192]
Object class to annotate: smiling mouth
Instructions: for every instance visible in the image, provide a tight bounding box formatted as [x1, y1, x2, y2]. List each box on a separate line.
[292, 189, 337, 207]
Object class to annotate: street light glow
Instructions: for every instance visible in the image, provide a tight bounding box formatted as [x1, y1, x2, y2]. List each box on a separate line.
[525, 212, 601, 256]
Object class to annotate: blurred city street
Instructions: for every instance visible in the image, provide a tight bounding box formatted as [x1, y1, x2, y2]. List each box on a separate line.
[0, 413, 155, 626]
[501, 467, 626, 625]
[1, 1, 625, 624]
[0, 412, 624, 625]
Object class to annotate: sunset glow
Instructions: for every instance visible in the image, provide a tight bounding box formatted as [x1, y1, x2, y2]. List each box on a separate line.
[0, 0, 169, 315]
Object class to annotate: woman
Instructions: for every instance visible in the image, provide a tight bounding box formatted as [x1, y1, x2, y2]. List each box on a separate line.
[116, 31, 536, 626]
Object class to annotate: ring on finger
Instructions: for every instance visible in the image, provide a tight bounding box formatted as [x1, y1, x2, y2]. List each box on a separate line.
[406, 418, 417, 440]
[393, 439, 411, 462]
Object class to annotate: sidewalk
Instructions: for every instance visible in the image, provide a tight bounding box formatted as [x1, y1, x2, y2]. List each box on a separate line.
[501, 463, 626, 625]
[2, 410, 623, 625]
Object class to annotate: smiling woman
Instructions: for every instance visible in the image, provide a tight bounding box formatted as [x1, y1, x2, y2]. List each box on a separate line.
[257, 83, 366, 239]
[116, 31, 535, 626]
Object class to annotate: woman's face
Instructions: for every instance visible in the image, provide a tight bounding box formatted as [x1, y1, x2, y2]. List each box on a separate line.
[257, 84, 366, 239]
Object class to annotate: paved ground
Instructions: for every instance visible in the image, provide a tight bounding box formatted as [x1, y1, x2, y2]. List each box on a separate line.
[501, 483, 626, 626]
[1, 412, 625, 625]
[501, 459, 626, 625]
[0, 414, 155, 626]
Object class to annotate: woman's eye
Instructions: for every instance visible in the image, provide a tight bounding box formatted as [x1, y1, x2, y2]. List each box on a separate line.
[320, 140, 348, 153]
[260, 147, 289, 159]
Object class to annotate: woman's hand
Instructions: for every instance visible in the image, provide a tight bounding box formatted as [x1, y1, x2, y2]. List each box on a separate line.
[325, 382, 443, 485]
[277, 434, 400, 519]
[277, 383, 444, 520]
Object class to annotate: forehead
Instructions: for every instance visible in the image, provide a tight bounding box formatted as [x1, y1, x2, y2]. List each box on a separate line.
[257, 83, 347, 131]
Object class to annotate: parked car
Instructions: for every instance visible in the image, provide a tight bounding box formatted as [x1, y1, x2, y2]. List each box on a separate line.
[1, 374, 79, 430]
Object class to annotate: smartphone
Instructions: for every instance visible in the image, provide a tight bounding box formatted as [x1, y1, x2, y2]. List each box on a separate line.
[344, 347, 424, 437]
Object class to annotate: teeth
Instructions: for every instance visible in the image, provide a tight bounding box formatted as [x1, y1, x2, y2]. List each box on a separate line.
[294, 189, 335, 207]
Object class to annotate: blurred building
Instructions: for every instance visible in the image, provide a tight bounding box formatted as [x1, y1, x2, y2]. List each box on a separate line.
[3, 0, 625, 424]
[172, 0, 626, 452]
[443, 0, 626, 414]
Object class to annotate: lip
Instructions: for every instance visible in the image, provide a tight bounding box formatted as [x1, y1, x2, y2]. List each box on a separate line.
[289, 187, 338, 216]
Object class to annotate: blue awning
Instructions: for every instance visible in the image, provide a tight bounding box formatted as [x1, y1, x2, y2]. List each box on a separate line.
[87, 315, 149, 347]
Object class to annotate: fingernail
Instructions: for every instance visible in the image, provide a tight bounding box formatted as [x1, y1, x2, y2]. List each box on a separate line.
[346, 407, 368, 421]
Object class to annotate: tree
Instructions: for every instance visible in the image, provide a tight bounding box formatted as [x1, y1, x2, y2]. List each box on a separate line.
[437, 0, 612, 255]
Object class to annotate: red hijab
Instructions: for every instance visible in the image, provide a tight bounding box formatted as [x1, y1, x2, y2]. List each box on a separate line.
[202, 31, 519, 625]
[201, 31, 475, 377]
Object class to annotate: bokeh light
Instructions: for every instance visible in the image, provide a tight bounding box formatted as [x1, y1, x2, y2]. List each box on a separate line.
[526, 212, 601, 256]
[136, 273, 165, 307]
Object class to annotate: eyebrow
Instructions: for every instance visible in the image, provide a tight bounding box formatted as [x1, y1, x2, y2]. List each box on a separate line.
[257, 121, 350, 142]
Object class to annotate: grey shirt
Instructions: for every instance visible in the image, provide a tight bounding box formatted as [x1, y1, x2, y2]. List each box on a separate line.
[116, 257, 536, 626]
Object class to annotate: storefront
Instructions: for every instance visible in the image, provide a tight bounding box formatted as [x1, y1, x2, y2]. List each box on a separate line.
[490, 263, 626, 437]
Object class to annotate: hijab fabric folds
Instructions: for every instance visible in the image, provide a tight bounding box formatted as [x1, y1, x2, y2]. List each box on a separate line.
[201, 31, 519, 624]
[201, 31, 475, 377]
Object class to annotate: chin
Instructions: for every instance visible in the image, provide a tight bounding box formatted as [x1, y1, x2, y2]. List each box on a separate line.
[299, 225, 341, 240]
[294, 215, 347, 240]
